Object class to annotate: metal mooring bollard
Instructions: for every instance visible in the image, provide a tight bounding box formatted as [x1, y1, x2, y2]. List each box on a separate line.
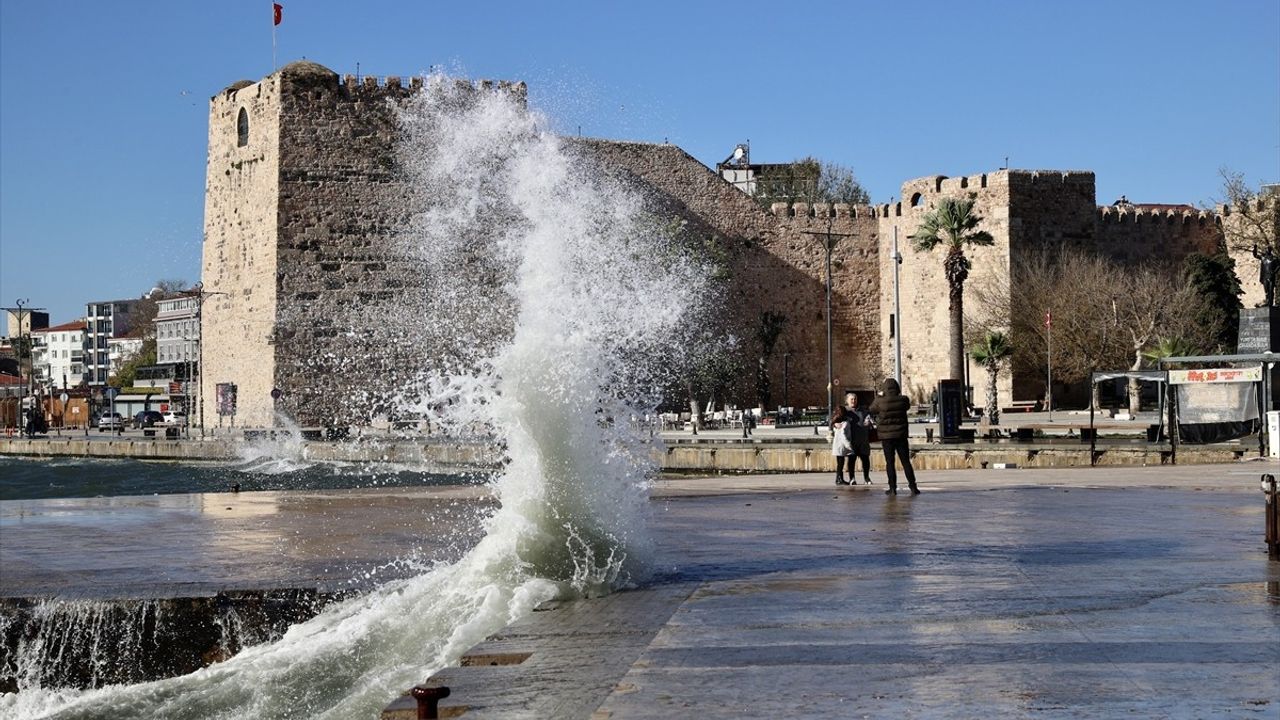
[1264, 474, 1279, 561]
[410, 685, 450, 720]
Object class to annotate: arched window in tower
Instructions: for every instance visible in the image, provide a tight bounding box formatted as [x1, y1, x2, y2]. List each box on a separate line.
[237, 108, 249, 147]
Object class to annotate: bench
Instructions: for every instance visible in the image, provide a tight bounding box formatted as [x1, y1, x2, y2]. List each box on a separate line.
[1002, 401, 1039, 413]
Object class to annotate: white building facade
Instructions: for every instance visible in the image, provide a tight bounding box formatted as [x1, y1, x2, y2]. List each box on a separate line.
[108, 336, 145, 379]
[29, 321, 88, 389]
[155, 293, 200, 366]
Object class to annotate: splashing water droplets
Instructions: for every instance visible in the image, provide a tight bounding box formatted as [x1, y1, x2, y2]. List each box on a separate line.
[3, 76, 705, 719]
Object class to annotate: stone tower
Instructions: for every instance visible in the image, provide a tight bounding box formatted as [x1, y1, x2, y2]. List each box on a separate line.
[200, 61, 526, 429]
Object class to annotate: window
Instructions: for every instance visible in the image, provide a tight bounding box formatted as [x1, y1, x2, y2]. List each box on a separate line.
[237, 108, 249, 147]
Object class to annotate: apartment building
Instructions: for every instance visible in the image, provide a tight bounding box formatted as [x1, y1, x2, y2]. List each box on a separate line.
[30, 321, 88, 389]
[84, 299, 137, 386]
[155, 292, 200, 366]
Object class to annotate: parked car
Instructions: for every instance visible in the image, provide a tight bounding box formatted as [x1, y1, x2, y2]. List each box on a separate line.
[97, 412, 125, 431]
[133, 410, 164, 429]
[162, 411, 188, 426]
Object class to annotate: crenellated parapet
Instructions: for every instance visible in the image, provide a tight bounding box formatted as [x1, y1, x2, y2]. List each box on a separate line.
[1004, 169, 1095, 188]
[1097, 205, 1220, 226]
[896, 171, 1007, 214]
[335, 73, 528, 104]
[1217, 197, 1274, 216]
[230, 60, 528, 105]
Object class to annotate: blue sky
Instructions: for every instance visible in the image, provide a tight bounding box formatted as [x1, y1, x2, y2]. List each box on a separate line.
[2, 0, 1277, 324]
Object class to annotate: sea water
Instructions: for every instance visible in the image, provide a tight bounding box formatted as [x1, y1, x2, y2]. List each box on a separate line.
[0, 75, 706, 719]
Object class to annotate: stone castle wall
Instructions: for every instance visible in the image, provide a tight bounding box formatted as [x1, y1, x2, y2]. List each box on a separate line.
[877, 171, 1014, 405]
[576, 140, 882, 407]
[272, 64, 423, 427]
[1094, 206, 1221, 264]
[1221, 196, 1277, 309]
[200, 77, 282, 430]
[202, 62, 1246, 428]
[876, 169, 1227, 407]
[203, 62, 531, 429]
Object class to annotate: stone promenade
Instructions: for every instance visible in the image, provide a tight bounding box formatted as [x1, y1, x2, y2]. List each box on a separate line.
[3, 464, 1278, 717]
[390, 463, 1280, 719]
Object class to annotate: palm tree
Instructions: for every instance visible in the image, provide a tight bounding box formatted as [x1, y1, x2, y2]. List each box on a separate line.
[911, 196, 995, 383]
[1140, 336, 1200, 367]
[970, 331, 1012, 426]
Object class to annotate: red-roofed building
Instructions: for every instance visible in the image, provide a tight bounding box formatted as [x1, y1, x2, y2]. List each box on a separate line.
[0, 372, 24, 428]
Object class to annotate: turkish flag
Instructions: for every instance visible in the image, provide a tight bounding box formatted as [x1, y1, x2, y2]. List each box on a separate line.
[273, 3, 283, 26]
[1044, 310, 1052, 329]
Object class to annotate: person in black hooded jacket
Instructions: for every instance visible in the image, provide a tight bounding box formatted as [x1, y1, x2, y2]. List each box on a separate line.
[868, 377, 920, 495]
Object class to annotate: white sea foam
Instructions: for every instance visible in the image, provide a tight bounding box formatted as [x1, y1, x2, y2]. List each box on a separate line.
[1, 74, 703, 720]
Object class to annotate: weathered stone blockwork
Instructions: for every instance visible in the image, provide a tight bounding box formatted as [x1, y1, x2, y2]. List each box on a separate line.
[1221, 196, 1278, 309]
[202, 61, 1234, 429]
[202, 62, 530, 428]
[575, 140, 883, 404]
[880, 170, 1223, 405]
[201, 76, 282, 429]
[878, 172, 1014, 405]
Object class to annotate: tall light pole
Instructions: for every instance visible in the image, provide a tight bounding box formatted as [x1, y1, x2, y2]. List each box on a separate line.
[801, 223, 856, 421]
[7, 299, 45, 434]
[1045, 309, 1053, 421]
[192, 282, 228, 439]
[892, 226, 903, 385]
[782, 351, 791, 414]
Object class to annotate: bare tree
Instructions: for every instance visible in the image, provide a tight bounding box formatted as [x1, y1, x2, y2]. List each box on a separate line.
[1218, 168, 1279, 307]
[1113, 266, 1202, 415]
[971, 247, 1210, 411]
[753, 157, 870, 208]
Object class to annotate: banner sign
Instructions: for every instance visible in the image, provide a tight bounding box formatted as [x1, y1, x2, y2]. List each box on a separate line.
[1168, 366, 1262, 385]
[216, 383, 238, 416]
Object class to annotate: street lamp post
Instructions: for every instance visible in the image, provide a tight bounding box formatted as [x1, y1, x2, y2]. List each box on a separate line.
[782, 351, 791, 416]
[801, 224, 856, 422]
[8, 299, 46, 435]
[14, 299, 29, 434]
[192, 283, 228, 439]
[181, 336, 196, 440]
[892, 227, 903, 385]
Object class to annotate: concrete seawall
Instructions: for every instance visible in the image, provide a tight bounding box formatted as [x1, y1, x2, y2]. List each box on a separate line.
[0, 436, 1258, 470]
[658, 439, 1255, 471]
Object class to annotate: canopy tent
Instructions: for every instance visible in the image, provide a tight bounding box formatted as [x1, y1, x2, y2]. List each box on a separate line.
[1160, 353, 1275, 458]
[1090, 370, 1169, 384]
[1088, 370, 1169, 459]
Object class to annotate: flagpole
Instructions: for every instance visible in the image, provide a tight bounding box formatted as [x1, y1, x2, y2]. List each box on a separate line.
[271, 3, 277, 71]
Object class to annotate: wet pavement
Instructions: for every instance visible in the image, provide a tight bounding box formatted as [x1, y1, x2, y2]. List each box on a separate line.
[4, 464, 1278, 717]
[402, 464, 1280, 719]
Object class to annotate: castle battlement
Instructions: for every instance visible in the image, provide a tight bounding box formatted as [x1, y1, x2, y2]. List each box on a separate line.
[334, 73, 528, 100]
[1097, 205, 1219, 226]
[1005, 170, 1095, 188]
[210, 60, 529, 105]
[899, 171, 1004, 198]
[768, 202, 876, 219]
[896, 170, 1095, 207]
[1218, 197, 1273, 216]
